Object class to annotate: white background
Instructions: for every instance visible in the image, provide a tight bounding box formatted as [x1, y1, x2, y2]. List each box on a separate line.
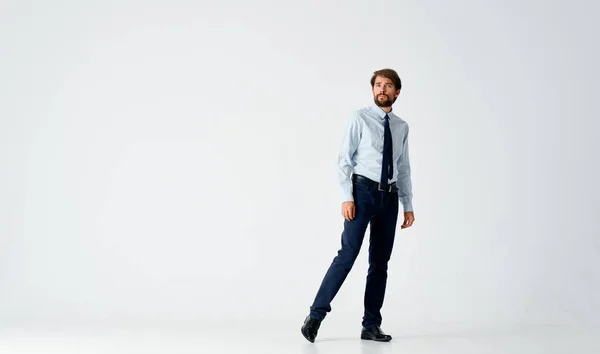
[1, 0, 599, 334]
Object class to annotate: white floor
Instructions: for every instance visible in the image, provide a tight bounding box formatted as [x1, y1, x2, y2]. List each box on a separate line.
[1, 321, 598, 354]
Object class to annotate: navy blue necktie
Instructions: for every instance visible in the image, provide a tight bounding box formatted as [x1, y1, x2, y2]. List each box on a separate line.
[380, 114, 393, 188]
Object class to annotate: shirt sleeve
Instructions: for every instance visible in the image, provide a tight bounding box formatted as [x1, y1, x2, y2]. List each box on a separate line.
[396, 123, 413, 212]
[337, 112, 361, 203]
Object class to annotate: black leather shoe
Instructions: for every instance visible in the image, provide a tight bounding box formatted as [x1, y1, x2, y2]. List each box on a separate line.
[301, 315, 321, 343]
[361, 325, 392, 342]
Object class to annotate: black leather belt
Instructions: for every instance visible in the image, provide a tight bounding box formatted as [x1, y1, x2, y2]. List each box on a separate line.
[352, 174, 398, 193]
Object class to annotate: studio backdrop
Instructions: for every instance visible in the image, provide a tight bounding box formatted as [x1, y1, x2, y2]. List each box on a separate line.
[1, 0, 599, 332]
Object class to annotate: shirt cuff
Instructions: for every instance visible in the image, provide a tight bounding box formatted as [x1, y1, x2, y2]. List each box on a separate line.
[342, 190, 354, 203]
[400, 197, 413, 212]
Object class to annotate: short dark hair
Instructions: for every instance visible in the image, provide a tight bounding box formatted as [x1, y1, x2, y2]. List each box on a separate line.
[370, 68, 402, 91]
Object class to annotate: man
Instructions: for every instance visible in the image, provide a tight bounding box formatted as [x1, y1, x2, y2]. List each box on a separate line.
[301, 68, 415, 343]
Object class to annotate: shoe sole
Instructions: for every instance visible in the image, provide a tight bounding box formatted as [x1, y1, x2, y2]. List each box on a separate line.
[361, 335, 392, 342]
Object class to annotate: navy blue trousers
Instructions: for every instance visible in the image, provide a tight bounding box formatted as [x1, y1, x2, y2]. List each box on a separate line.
[309, 177, 399, 328]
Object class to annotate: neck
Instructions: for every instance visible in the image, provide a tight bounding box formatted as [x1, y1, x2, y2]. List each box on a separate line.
[380, 106, 392, 113]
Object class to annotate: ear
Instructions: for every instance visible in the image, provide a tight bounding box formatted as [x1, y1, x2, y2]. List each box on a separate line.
[395, 89, 401, 98]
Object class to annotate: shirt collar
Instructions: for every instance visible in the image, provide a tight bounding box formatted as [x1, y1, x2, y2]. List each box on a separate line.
[370, 104, 394, 120]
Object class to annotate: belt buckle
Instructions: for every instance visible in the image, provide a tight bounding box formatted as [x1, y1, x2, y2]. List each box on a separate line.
[378, 184, 392, 192]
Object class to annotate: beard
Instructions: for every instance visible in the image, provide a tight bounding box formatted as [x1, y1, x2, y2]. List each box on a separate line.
[374, 94, 394, 107]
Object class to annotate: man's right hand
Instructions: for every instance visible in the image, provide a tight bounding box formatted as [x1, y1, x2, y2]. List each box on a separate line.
[342, 201, 355, 221]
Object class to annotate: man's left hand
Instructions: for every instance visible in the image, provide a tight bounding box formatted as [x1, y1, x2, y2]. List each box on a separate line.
[401, 212, 415, 229]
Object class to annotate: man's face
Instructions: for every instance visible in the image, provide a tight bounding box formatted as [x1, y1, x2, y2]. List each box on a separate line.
[372, 76, 400, 108]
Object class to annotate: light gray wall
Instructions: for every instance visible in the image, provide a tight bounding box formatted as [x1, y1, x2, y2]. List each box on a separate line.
[1, 0, 598, 331]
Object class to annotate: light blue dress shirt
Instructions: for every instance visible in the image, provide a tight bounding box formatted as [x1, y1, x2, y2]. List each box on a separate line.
[337, 104, 413, 212]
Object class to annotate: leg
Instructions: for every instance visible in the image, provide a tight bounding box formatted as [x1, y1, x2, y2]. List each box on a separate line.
[309, 212, 370, 320]
[362, 193, 399, 328]
[309, 184, 377, 321]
